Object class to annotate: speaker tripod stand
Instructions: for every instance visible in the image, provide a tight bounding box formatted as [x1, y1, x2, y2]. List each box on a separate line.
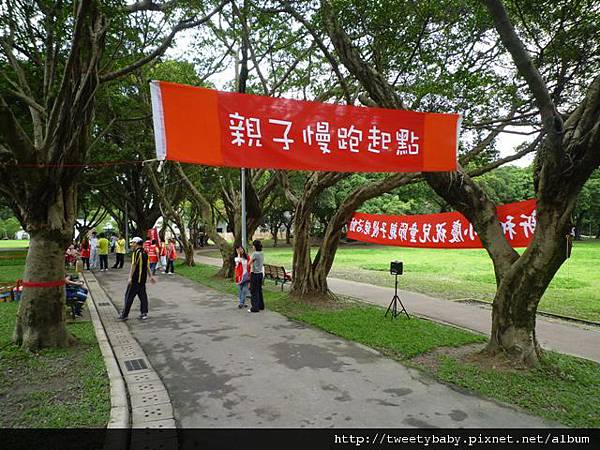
[384, 273, 410, 320]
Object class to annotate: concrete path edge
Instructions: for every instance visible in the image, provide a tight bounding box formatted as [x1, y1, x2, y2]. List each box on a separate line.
[84, 271, 179, 450]
[84, 273, 130, 429]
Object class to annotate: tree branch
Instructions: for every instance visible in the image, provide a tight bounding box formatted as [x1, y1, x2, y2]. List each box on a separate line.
[468, 134, 543, 178]
[483, 0, 562, 136]
[281, 0, 353, 105]
[125, 0, 177, 13]
[321, 0, 403, 110]
[278, 170, 299, 206]
[101, 0, 228, 82]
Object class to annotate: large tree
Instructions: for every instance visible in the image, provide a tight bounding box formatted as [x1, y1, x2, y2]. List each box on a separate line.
[274, 0, 535, 299]
[322, 0, 600, 365]
[0, 0, 225, 350]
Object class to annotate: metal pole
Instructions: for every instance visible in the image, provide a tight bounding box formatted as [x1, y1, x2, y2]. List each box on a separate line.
[241, 168, 247, 249]
[125, 203, 129, 252]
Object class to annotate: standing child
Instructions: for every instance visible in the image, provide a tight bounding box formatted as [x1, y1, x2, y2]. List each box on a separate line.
[248, 240, 265, 313]
[65, 244, 78, 269]
[159, 239, 167, 273]
[80, 238, 90, 270]
[234, 245, 251, 309]
[148, 239, 159, 275]
[165, 238, 177, 274]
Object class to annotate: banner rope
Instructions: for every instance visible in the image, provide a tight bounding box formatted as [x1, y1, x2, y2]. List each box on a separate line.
[0, 160, 147, 169]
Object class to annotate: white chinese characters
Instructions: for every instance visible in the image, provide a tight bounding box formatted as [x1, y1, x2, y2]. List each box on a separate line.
[227, 113, 420, 156]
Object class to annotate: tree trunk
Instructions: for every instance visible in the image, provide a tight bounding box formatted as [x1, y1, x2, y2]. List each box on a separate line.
[181, 233, 195, 267]
[285, 223, 292, 244]
[271, 224, 279, 247]
[486, 208, 569, 366]
[13, 231, 74, 350]
[290, 199, 331, 298]
[596, 224, 600, 239]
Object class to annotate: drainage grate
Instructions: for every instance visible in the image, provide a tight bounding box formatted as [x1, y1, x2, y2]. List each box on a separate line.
[125, 358, 148, 371]
[98, 302, 110, 306]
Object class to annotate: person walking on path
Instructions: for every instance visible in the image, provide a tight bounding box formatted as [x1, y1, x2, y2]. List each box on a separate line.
[118, 237, 156, 321]
[234, 245, 251, 309]
[148, 239, 160, 275]
[165, 238, 177, 274]
[89, 231, 99, 270]
[159, 239, 167, 273]
[248, 239, 265, 313]
[97, 233, 110, 271]
[110, 234, 118, 253]
[80, 238, 91, 270]
[112, 234, 126, 269]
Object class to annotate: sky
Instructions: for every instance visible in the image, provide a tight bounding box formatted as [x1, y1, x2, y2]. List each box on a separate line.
[166, 31, 536, 169]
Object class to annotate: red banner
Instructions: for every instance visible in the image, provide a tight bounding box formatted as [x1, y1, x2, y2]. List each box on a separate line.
[347, 199, 537, 249]
[150, 81, 460, 173]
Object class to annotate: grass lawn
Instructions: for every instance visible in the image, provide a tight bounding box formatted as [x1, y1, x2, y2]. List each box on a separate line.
[0, 240, 29, 248]
[207, 239, 600, 322]
[434, 352, 600, 428]
[0, 264, 110, 427]
[177, 262, 600, 428]
[0, 265, 25, 283]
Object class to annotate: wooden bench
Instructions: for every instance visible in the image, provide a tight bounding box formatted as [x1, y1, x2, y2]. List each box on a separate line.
[263, 264, 292, 291]
[0, 282, 15, 302]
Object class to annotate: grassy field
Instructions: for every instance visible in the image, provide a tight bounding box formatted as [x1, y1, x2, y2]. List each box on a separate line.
[0, 259, 110, 428]
[206, 240, 600, 322]
[176, 262, 600, 427]
[0, 249, 27, 283]
[0, 240, 29, 248]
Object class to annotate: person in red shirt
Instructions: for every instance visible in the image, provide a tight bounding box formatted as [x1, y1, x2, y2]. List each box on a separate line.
[234, 245, 251, 309]
[148, 239, 160, 275]
[80, 238, 91, 270]
[165, 238, 177, 274]
[143, 239, 151, 255]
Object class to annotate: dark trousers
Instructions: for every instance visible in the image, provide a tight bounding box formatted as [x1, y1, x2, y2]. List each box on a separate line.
[113, 253, 124, 268]
[250, 272, 264, 312]
[67, 287, 88, 315]
[166, 259, 175, 273]
[99, 254, 108, 270]
[122, 283, 148, 318]
[82, 257, 89, 270]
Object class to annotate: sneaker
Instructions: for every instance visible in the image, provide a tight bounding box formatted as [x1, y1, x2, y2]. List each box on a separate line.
[247, 309, 259, 313]
[139, 314, 148, 320]
[238, 304, 244, 309]
[116, 316, 128, 321]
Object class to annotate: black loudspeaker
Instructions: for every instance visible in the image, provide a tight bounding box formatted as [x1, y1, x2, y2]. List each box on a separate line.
[390, 260, 403, 275]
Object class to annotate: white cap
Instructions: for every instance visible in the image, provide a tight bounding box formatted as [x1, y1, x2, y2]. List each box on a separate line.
[131, 237, 143, 244]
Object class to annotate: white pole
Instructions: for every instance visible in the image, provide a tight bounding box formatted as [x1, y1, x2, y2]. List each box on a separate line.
[241, 168, 247, 249]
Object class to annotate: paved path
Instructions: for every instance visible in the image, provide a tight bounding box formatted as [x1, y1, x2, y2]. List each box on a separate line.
[194, 254, 600, 363]
[94, 263, 555, 428]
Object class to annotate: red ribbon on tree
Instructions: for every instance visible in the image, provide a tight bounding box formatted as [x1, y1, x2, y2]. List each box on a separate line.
[21, 279, 66, 288]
